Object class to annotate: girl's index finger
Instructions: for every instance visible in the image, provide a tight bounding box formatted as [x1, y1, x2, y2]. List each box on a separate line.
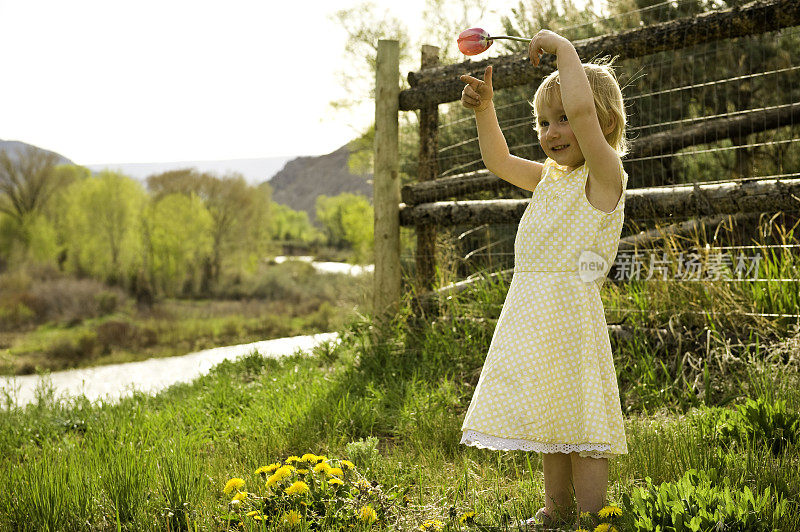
[460, 74, 483, 87]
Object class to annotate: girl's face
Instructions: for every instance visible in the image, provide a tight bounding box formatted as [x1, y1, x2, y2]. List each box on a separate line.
[535, 96, 584, 170]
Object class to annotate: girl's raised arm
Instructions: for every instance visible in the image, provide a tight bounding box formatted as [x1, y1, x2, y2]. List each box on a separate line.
[529, 31, 622, 196]
[461, 66, 544, 193]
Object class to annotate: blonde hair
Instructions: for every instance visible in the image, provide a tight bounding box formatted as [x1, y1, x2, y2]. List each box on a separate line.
[531, 57, 629, 157]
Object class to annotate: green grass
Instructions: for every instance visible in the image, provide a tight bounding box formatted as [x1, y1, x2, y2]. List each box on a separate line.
[1, 229, 799, 530]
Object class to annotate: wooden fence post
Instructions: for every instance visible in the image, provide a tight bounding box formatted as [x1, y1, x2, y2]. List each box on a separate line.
[373, 39, 401, 324]
[413, 44, 440, 319]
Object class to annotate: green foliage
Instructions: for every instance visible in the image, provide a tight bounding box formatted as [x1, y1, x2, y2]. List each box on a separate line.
[686, 396, 800, 459]
[60, 170, 147, 284]
[316, 193, 374, 263]
[620, 468, 788, 532]
[0, 212, 60, 269]
[717, 398, 800, 456]
[142, 192, 213, 296]
[269, 202, 321, 243]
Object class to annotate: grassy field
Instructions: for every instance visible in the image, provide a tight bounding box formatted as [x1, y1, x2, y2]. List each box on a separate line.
[1, 227, 799, 531]
[0, 259, 372, 375]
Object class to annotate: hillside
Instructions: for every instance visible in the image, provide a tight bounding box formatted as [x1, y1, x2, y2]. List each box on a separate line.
[0, 139, 74, 165]
[268, 143, 373, 225]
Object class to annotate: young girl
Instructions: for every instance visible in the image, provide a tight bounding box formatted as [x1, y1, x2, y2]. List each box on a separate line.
[457, 29, 629, 529]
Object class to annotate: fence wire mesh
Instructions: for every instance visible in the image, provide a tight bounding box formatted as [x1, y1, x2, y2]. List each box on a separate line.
[398, 0, 800, 305]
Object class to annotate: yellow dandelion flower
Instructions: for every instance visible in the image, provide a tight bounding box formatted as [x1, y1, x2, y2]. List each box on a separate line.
[255, 462, 281, 476]
[283, 509, 302, 526]
[418, 519, 444, 530]
[328, 467, 344, 477]
[297, 468, 309, 474]
[300, 453, 318, 463]
[253, 515, 265, 521]
[316, 455, 328, 463]
[313, 462, 332, 475]
[459, 512, 476, 525]
[329, 478, 344, 487]
[597, 506, 623, 519]
[246, 510, 260, 517]
[594, 524, 618, 532]
[285, 455, 300, 464]
[285, 480, 310, 496]
[274, 465, 294, 480]
[266, 472, 282, 488]
[223, 478, 245, 494]
[358, 505, 378, 524]
[339, 459, 355, 470]
[231, 491, 247, 502]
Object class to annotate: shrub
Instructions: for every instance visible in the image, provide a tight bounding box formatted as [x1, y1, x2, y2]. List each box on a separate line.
[95, 320, 135, 353]
[620, 468, 788, 531]
[46, 331, 99, 365]
[689, 397, 800, 456]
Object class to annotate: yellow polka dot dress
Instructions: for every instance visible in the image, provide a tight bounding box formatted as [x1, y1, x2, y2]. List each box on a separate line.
[460, 158, 629, 459]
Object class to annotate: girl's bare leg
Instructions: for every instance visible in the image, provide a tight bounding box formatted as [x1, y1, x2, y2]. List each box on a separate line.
[570, 453, 608, 520]
[541, 452, 574, 522]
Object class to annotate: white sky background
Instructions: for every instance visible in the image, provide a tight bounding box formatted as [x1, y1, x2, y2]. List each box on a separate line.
[0, 0, 519, 166]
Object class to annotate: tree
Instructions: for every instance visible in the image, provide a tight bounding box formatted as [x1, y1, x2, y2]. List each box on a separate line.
[269, 202, 322, 243]
[328, 1, 413, 118]
[146, 168, 273, 289]
[141, 192, 213, 297]
[0, 145, 71, 225]
[316, 193, 373, 262]
[60, 171, 147, 285]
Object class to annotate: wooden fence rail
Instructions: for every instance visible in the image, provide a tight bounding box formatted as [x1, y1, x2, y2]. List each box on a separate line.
[399, 0, 800, 111]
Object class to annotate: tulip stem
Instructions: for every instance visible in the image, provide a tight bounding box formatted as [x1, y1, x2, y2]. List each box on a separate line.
[489, 35, 531, 42]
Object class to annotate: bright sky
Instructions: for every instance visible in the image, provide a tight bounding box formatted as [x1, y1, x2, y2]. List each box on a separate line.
[0, 0, 517, 166]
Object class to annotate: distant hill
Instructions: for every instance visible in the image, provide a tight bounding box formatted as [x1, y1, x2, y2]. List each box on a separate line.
[0, 140, 74, 165]
[269, 143, 373, 225]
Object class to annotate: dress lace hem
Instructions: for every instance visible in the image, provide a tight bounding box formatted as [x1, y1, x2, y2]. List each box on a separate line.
[461, 429, 616, 459]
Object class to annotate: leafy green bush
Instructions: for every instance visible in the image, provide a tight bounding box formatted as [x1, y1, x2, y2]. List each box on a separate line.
[720, 398, 800, 456]
[620, 468, 788, 531]
[689, 397, 800, 456]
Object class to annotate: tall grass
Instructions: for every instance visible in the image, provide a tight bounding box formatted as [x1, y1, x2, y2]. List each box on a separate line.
[0, 221, 798, 530]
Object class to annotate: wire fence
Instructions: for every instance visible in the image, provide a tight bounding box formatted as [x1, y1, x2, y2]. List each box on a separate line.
[397, 0, 800, 307]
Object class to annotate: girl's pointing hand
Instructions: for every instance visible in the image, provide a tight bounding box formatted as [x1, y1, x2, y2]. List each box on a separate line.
[459, 65, 493, 112]
[529, 29, 569, 66]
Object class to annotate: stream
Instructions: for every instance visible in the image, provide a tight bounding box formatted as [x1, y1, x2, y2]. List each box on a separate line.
[0, 332, 340, 409]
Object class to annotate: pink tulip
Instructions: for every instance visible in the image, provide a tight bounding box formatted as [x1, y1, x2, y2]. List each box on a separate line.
[458, 28, 493, 56]
[457, 28, 532, 56]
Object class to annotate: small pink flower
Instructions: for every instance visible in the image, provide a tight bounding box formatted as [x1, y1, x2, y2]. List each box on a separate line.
[458, 28, 493, 56]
